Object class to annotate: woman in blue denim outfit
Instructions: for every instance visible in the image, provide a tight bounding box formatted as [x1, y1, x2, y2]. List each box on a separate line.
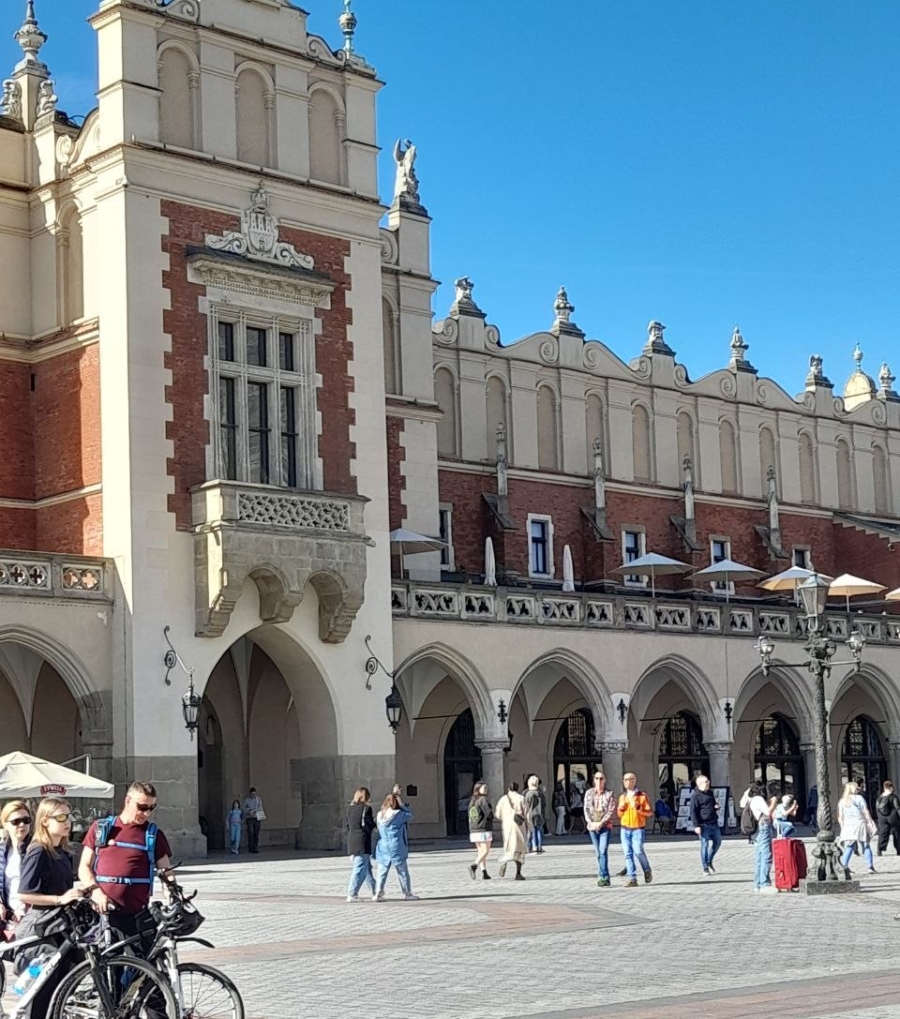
[583, 772, 616, 886]
[373, 788, 418, 901]
[226, 800, 242, 854]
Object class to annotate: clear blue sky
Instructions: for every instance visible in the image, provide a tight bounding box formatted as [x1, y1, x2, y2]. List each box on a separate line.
[6, 1, 900, 396]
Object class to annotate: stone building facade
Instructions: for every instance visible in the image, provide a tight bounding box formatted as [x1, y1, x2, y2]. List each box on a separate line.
[1, 0, 899, 851]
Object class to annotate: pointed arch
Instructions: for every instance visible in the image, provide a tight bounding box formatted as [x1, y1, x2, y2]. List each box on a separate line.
[731, 664, 813, 746]
[632, 655, 721, 740]
[832, 665, 900, 744]
[511, 648, 614, 737]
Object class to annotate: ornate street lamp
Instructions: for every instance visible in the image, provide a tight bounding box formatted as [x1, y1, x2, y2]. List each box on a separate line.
[163, 626, 201, 741]
[384, 684, 403, 733]
[755, 573, 866, 893]
[363, 635, 406, 733]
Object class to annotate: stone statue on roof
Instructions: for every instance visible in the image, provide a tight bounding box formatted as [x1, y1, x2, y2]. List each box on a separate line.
[392, 138, 420, 204]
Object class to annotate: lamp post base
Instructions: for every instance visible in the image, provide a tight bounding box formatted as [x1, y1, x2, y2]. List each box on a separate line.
[804, 878, 860, 895]
[804, 836, 861, 895]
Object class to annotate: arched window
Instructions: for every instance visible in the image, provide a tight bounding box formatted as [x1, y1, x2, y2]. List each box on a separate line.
[382, 298, 398, 395]
[799, 432, 816, 505]
[873, 446, 890, 515]
[754, 714, 805, 802]
[759, 426, 777, 497]
[585, 393, 604, 474]
[443, 708, 481, 836]
[841, 715, 886, 815]
[308, 87, 342, 184]
[537, 385, 559, 470]
[486, 376, 508, 462]
[836, 438, 853, 509]
[60, 208, 84, 324]
[158, 45, 195, 149]
[235, 68, 271, 167]
[632, 404, 652, 481]
[553, 708, 600, 810]
[658, 711, 708, 811]
[676, 411, 694, 473]
[434, 368, 457, 457]
[719, 420, 738, 493]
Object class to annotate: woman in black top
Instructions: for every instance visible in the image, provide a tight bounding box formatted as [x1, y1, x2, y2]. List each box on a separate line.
[346, 787, 377, 902]
[17, 797, 84, 1016]
[467, 782, 494, 881]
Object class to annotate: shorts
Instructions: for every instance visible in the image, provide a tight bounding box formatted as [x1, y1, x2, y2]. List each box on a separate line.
[469, 832, 493, 844]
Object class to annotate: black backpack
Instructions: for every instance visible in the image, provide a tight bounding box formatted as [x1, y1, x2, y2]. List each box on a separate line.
[877, 794, 896, 818]
[740, 802, 758, 836]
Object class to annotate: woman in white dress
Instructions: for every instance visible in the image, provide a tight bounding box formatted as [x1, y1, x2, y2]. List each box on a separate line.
[838, 781, 876, 877]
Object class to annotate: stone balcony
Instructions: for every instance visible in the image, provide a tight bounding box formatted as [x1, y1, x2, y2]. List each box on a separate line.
[391, 580, 900, 645]
[0, 552, 113, 602]
[192, 481, 371, 641]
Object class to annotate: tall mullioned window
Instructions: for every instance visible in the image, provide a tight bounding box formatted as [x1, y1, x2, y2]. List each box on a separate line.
[213, 316, 317, 489]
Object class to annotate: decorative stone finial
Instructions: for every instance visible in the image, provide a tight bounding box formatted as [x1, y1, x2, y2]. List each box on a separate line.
[728, 325, 756, 373]
[392, 138, 426, 213]
[878, 362, 898, 401]
[551, 286, 583, 337]
[805, 353, 832, 390]
[842, 342, 876, 409]
[853, 342, 863, 369]
[450, 276, 485, 318]
[643, 320, 674, 356]
[339, 0, 357, 55]
[1, 79, 22, 121]
[15, 0, 48, 74]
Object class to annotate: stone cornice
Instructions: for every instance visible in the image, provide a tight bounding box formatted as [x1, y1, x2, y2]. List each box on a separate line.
[187, 251, 334, 309]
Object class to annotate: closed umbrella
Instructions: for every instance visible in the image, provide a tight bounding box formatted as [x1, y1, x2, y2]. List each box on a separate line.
[0, 751, 114, 798]
[612, 552, 691, 600]
[828, 573, 886, 615]
[562, 545, 575, 592]
[692, 558, 765, 604]
[484, 537, 497, 587]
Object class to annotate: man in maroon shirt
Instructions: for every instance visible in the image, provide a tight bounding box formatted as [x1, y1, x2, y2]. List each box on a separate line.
[78, 780, 174, 934]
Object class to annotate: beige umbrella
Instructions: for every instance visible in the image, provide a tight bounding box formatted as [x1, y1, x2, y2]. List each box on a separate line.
[613, 551, 692, 600]
[828, 573, 886, 615]
[0, 751, 114, 798]
[886, 587, 900, 602]
[758, 565, 833, 592]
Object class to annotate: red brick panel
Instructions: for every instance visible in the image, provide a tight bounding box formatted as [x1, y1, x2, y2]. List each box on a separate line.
[0, 507, 35, 551]
[36, 494, 102, 555]
[832, 522, 900, 592]
[0, 361, 34, 501]
[386, 417, 405, 530]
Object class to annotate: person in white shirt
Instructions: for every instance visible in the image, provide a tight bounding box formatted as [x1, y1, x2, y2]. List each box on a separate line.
[740, 784, 777, 892]
[838, 781, 876, 877]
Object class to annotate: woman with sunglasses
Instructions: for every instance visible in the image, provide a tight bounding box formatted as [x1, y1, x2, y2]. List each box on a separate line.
[1, 799, 32, 935]
[16, 797, 85, 1016]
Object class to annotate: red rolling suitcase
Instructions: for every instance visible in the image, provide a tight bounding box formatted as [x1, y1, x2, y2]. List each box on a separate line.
[774, 837, 808, 891]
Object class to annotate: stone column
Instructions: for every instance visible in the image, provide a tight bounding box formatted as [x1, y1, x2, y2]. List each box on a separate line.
[475, 741, 508, 808]
[596, 741, 626, 798]
[889, 743, 900, 789]
[706, 741, 733, 790]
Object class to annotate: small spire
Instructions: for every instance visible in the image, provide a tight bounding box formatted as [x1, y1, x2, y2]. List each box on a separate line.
[853, 342, 864, 370]
[338, 0, 356, 55]
[643, 320, 674, 357]
[805, 353, 832, 390]
[728, 325, 756, 373]
[551, 286, 583, 337]
[878, 362, 898, 401]
[14, 0, 48, 73]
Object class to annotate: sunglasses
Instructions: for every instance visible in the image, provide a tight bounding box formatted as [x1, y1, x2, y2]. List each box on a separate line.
[48, 813, 72, 823]
[134, 802, 157, 813]
[8, 817, 31, 826]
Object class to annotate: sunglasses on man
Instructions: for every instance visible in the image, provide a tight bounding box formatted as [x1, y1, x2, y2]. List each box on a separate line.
[133, 801, 157, 813]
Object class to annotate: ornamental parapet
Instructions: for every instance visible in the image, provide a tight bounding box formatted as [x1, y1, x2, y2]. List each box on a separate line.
[192, 481, 371, 641]
[390, 581, 900, 644]
[0, 552, 112, 602]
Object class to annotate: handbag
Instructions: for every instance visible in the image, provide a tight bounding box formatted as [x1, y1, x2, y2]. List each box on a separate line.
[255, 809, 267, 822]
[866, 816, 877, 839]
[508, 796, 525, 827]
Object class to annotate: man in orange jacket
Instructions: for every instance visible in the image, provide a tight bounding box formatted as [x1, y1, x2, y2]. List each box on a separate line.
[617, 772, 654, 886]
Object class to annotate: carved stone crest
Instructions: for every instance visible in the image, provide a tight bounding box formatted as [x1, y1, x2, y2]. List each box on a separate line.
[206, 184, 315, 270]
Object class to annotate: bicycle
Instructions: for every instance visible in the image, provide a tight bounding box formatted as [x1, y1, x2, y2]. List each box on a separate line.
[0, 898, 179, 1019]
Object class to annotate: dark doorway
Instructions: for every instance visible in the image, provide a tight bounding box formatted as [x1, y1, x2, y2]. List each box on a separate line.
[841, 715, 886, 814]
[443, 708, 481, 836]
[554, 708, 600, 831]
[658, 710, 709, 812]
[754, 713, 805, 804]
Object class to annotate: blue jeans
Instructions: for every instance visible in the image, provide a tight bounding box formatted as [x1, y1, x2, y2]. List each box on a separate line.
[775, 820, 795, 839]
[754, 821, 773, 888]
[841, 842, 874, 870]
[588, 827, 611, 879]
[375, 858, 412, 896]
[229, 824, 241, 852]
[529, 825, 543, 852]
[621, 826, 650, 880]
[347, 854, 376, 897]
[699, 823, 721, 870]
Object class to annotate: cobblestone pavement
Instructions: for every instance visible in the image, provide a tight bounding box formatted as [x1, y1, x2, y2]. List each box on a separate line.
[5, 833, 900, 1017]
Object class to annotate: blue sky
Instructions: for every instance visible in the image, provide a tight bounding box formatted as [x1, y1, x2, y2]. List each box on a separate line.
[6, 1, 900, 396]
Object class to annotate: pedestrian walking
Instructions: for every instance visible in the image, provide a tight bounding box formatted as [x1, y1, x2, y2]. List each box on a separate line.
[467, 782, 494, 881]
[740, 783, 776, 892]
[838, 781, 876, 877]
[373, 787, 417, 900]
[226, 799, 242, 855]
[346, 787, 377, 902]
[617, 773, 653, 887]
[689, 775, 720, 876]
[243, 786, 265, 854]
[553, 782, 568, 835]
[495, 781, 527, 880]
[875, 780, 900, 856]
[569, 783, 585, 834]
[1, 799, 31, 937]
[524, 776, 546, 853]
[583, 772, 616, 886]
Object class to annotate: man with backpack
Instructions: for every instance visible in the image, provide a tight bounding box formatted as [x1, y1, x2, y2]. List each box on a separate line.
[875, 780, 900, 856]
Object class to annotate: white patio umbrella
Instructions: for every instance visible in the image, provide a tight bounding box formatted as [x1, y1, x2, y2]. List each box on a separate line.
[758, 565, 833, 592]
[886, 587, 900, 602]
[828, 573, 886, 615]
[612, 551, 692, 600]
[562, 545, 575, 592]
[389, 528, 446, 578]
[692, 558, 765, 604]
[0, 751, 114, 799]
[484, 537, 497, 587]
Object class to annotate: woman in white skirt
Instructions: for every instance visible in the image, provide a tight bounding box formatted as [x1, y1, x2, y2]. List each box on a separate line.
[467, 782, 494, 880]
[838, 780, 876, 877]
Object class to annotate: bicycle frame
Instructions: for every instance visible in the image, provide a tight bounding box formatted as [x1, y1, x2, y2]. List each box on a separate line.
[0, 934, 69, 1019]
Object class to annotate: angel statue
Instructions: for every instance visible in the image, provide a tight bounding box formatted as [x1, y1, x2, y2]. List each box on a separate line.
[392, 138, 420, 203]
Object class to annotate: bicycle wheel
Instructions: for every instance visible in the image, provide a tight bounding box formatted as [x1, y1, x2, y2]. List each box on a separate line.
[49, 954, 179, 1019]
[176, 962, 245, 1019]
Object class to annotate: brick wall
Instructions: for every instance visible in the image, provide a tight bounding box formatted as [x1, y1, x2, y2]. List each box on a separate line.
[386, 416, 405, 529]
[0, 361, 34, 501]
[161, 200, 356, 530]
[36, 494, 102, 555]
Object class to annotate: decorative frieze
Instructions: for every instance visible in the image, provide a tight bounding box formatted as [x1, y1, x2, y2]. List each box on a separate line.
[237, 492, 349, 531]
[0, 555, 109, 600]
